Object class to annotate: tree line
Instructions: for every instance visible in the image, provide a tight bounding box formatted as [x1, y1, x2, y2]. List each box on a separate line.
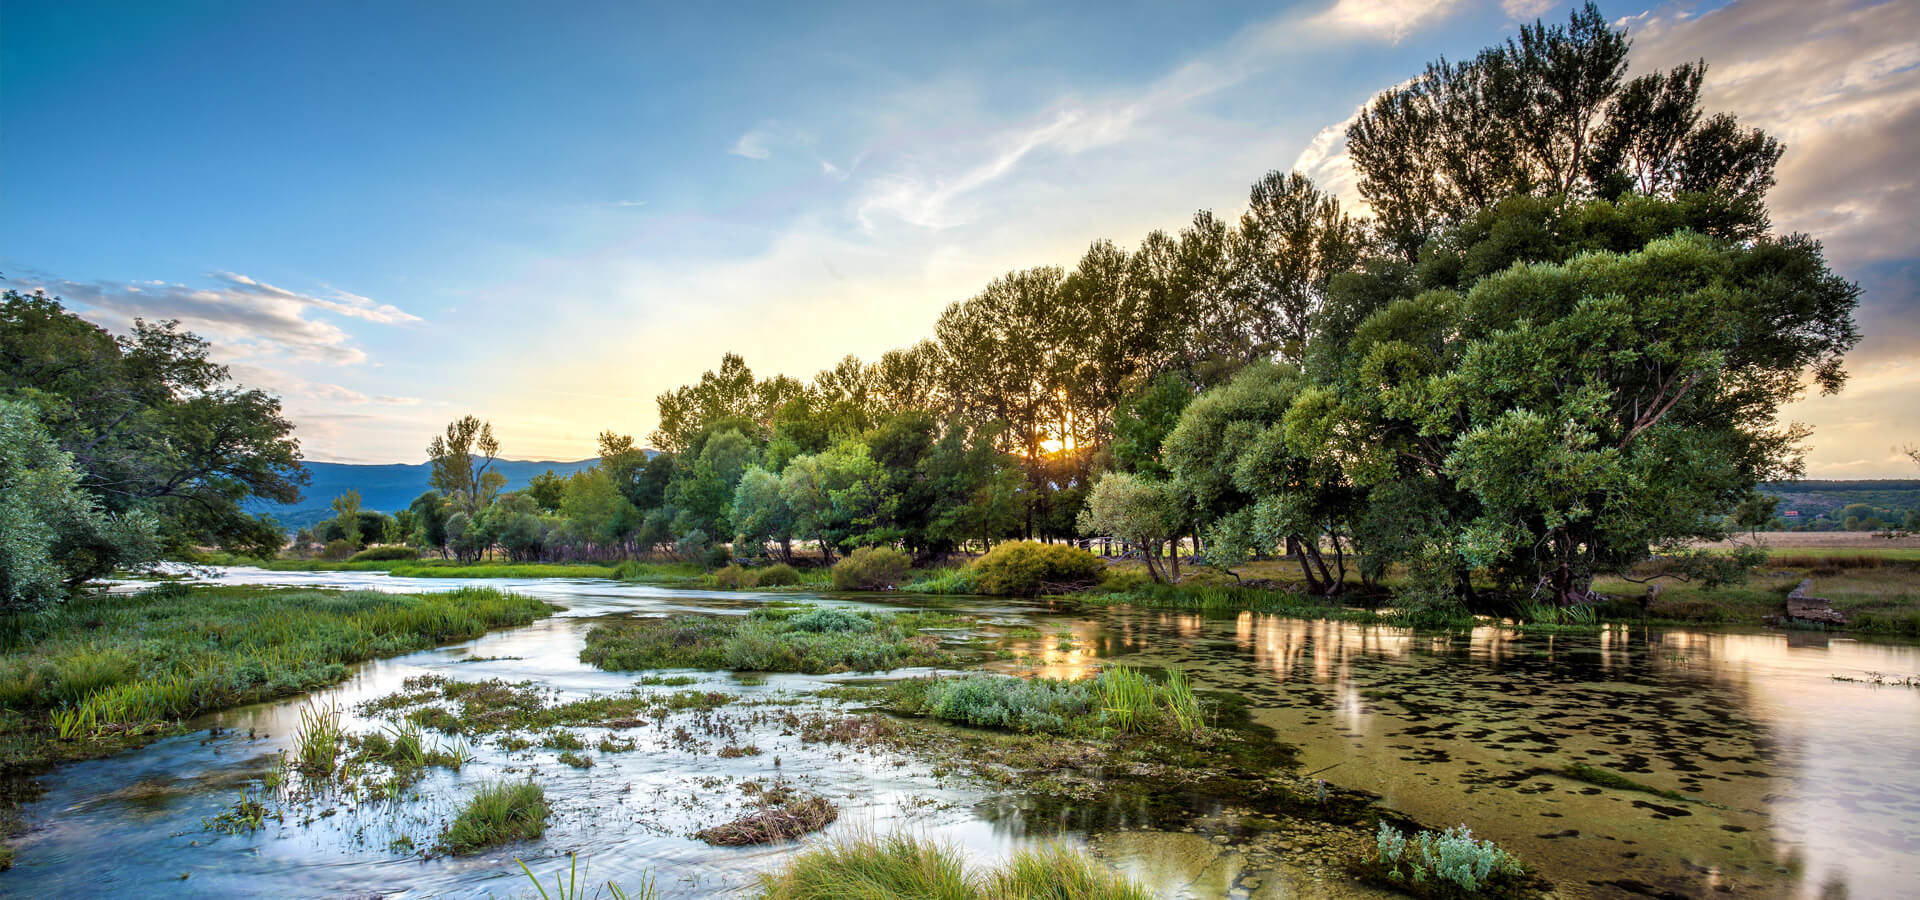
[3, 6, 1863, 617]
[367, 5, 1858, 613]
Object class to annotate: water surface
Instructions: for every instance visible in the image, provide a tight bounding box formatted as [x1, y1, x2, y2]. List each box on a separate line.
[7, 567, 1915, 899]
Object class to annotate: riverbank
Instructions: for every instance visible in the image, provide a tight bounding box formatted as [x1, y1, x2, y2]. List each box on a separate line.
[0, 583, 552, 868]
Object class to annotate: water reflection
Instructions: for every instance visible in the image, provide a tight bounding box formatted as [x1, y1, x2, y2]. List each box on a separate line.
[8, 568, 1915, 900]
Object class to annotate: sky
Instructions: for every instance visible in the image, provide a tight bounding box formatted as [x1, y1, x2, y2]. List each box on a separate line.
[3, 0, 1915, 475]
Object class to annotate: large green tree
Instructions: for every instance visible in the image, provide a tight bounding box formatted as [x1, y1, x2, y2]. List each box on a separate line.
[0, 399, 159, 609]
[0, 289, 303, 559]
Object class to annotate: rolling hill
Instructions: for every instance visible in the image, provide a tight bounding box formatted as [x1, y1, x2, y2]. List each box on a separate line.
[250, 458, 599, 530]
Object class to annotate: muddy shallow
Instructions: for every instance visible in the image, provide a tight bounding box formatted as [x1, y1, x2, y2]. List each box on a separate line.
[6, 567, 1916, 899]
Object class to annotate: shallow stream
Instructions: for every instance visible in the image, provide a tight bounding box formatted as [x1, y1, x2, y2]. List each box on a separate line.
[5, 568, 1916, 899]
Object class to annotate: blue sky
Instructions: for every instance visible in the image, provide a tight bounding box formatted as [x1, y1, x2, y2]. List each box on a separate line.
[4, 0, 1916, 475]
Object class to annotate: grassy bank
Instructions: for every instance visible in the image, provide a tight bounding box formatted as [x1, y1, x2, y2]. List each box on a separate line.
[0, 582, 551, 867]
[581, 605, 963, 674]
[199, 556, 624, 579]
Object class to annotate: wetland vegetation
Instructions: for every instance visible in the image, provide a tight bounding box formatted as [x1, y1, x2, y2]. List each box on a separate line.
[1, 4, 1914, 898]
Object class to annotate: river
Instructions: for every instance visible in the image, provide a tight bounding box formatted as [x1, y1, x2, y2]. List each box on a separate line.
[4, 568, 1915, 899]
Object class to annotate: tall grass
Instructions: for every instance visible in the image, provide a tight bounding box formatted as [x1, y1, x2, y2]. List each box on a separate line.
[753, 833, 1151, 900]
[517, 853, 659, 900]
[293, 703, 344, 777]
[0, 584, 547, 765]
[441, 781, 551, 854]
[581, 606, 954, 675]
[896, 666, 1208, 738]
[902, 569, 979, 595]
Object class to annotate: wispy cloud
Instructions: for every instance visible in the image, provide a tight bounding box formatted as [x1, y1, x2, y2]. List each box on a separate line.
[21, 272, 419, 365]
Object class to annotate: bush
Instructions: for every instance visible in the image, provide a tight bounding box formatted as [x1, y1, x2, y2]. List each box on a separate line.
[711, 564, 753, 589]
[753, 563, 801, 587]
[786, 607, 875, 633]
[348, 546, 418, 562]
[319, 539, 356, 561]
[972, 541, 1103, 596]
[832, 546, 912, 590]
[1371, 823, 1525, 898]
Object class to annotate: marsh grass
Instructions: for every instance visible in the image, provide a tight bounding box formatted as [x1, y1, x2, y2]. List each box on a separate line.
[753, 833, 1151, 900]
[889, 666, 1210, 739]
[517, 853, 659, 900]
[440, 781, 550, 854]
[292, 703, 344, 778]
[902, 568, 979, 595]
[580, 605, 959, 674]
[0, 583, 549, 863]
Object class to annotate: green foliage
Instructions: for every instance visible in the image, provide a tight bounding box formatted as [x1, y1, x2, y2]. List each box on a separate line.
[0, 583, 548, 767]
[0, 399, 158, 611]
[348, 545, 418, 562]
[1371, 823, 1525, 898]
[753, 833, 1151, 900]
[580, 606, 953, 674]
[972, 541, 1103, 595]
[439, 781, 550, 854]
[832, 546, 911, 590]
[320, 539, 356, 561]
[1078, 474, 1184, 584]
[1, 290, 305, 561]
[753, 563, 802, 586]
[890, 666, 1206, 738]
[903, 568, 978, 595]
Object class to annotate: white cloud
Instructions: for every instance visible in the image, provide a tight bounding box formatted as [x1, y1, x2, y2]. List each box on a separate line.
[730, 129, 773, 160]
[1307, 0, 1468, 43]
[1501, 0, 1555, 20]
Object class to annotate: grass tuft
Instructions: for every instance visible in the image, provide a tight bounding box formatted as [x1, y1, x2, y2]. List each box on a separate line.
[440, 781, 551, 854]
[753, 833, 1150, 900]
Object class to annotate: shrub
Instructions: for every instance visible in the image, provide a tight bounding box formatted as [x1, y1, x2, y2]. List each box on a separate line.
[753, 563, 801, 587]
[1372, 823, 1525, 898]
[786, 607, 875, 633]
[348, 546, 418, 562]
[972, 542, 1103, 596]
[832, 546, 912, 590]
[440, 781, 550, 854]
[710, 564, 753, 589]
[319, 539, 356, 561]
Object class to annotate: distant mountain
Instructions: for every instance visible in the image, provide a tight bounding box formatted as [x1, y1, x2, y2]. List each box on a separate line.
[251, 459, 600, 530]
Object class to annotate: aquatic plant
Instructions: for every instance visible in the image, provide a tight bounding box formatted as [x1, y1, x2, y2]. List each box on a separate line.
[440, 781, 550, 854]
[1561, 763, 1689, 802]
[752, 833, 1151, 900]
[201, 788, 276, 835]
[902, 568, 978, 595]
[580, 607, 955, 674]
[292, 703, 344, 778]
[517, 853, 659, 900]
[984, 844, 1156, 900]
[1372, 822, 1524, 896]
[898, 666, 1208, 739]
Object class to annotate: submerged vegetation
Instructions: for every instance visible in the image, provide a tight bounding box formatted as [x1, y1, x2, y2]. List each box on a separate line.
[580, 605, 961, 674]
